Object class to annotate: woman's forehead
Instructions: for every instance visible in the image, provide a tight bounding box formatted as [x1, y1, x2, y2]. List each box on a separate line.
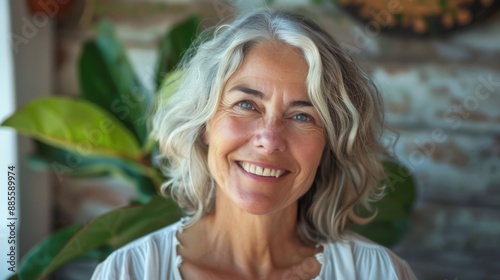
[227, 42, 308, 88]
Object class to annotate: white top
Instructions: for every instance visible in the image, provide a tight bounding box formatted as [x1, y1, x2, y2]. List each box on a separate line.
[91, 219, 416, 279]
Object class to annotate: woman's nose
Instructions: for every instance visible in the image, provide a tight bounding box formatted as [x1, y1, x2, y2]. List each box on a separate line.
[252, 118, 286, 153]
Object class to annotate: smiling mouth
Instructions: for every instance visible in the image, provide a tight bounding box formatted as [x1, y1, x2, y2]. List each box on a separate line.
[238, 162, 287, 178]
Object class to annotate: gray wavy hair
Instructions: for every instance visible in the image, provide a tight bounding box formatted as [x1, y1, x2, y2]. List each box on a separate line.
[151, 9, 387, 244]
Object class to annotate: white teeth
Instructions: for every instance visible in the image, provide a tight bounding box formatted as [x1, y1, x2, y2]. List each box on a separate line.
[255, 166, 263, 175]
[263, 168, 270, 176]
[240, 162, 285, 178]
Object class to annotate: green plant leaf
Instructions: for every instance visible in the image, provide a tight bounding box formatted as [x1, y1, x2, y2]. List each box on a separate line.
[384, 161, 416, 208]
[134, 173, 161, 203]
[352, 161, 416, 247]
[17, 224, 81, 280]
[155, 15, 200, 90]
[28, 141, 160, 202]
[12, 229, 113, 280]
[140, 70, 184, 154]
[156, 70, 184, 104]
[31, 196, 181, 279]
[80, 20, 151, 145]
[352, 220, 410, 248]
[1, 97, 142, 160]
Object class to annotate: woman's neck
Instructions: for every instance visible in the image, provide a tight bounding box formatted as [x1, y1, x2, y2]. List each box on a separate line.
[179, 190, 317, 278]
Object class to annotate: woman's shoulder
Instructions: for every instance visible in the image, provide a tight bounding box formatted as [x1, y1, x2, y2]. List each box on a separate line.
[91, 219, 185, 280]
[104, 219, 183, 259]
[319, 232, 416, 280]
[117, 219, 183, 251]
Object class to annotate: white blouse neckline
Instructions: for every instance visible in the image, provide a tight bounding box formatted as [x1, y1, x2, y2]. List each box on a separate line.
[171, 218, 326, 280]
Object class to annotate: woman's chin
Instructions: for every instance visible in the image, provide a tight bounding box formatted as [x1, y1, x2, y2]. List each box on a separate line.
[232, 193, 286, 216]
[216, 181, 292, 216]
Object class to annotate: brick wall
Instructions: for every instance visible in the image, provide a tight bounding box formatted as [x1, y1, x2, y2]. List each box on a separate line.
[319, 5, 500, 279]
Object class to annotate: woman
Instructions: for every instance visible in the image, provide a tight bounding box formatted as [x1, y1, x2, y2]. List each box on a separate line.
[92, 9, 416, 280]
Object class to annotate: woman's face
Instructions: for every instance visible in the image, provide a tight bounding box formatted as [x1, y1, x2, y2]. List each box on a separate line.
[204, 42, 326, 215]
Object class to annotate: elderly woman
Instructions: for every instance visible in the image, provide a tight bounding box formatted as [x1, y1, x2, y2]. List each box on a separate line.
[92, 9, 415, 280]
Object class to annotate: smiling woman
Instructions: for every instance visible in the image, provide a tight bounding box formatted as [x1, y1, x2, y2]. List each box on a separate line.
[204, 42, 326, 217]
[91, 9, 416, 280]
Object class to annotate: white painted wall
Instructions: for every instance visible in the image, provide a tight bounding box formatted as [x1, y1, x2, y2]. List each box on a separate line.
[0, 0, 17, 278]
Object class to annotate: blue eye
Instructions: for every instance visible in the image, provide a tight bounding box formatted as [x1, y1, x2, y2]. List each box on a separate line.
[238, 101, 255, 110]
[293, 114, 312, 122]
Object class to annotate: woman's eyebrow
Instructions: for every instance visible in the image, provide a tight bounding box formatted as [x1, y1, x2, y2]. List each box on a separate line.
[229, 85, 264, 98]
[290, 100, 313, 107]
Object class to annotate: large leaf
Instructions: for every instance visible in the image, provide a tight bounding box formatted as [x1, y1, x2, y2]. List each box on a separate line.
[80, 20, 151, 146]
[140, 70, 184, 154]
[10, 229, 112, 280]
[13, 225, 81, 280]
[156, 70, 184, 104]
[28, 141, 160, 202]
[1, 97, 142, 160]
[155, 16, 200, 90]
[16, 196, 181, 280]
[352, 161, 416, 247]
[381, 161, 416, 215]
[7, 245, 111, 280]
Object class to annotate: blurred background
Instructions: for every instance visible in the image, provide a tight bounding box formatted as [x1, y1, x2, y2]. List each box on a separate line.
[1, 0, 500, 279]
